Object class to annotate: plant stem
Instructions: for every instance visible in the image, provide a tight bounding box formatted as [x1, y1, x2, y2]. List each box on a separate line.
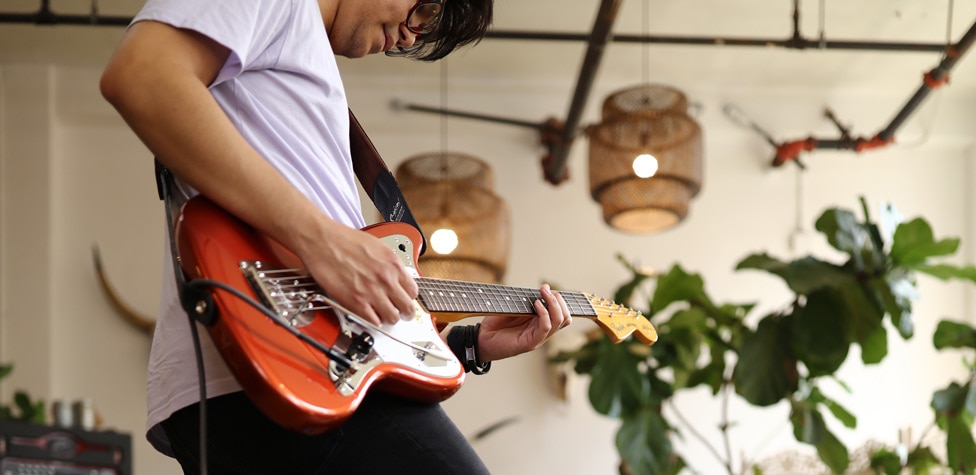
[720, 382, 735, 473]
[666, 396, 734, 474]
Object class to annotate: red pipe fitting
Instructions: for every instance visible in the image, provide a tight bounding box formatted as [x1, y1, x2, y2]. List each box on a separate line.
[772, 138, 816, 167]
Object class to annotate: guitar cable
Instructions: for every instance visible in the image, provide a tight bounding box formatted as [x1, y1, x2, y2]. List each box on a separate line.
[173, 274, 359, 475]
[180, 278, 356, 369]
[157, 163, 211, 475]
[185, 303, 209, 475]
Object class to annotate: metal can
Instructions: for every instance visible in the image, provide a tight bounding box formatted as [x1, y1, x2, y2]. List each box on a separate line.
[51, 399, 72, 427]
[71, 398, 95, 431]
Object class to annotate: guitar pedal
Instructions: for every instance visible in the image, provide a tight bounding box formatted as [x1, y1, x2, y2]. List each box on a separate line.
[0, 421, 131, 475]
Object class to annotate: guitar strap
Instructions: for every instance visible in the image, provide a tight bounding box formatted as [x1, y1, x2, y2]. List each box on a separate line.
[347, 109, 427, 255]
[155, 108, 427, 256]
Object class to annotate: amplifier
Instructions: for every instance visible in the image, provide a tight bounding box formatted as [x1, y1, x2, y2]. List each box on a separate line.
[0, 420, 131, 475]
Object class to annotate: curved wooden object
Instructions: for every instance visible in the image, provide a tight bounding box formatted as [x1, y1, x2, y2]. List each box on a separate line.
[91, 246, 156, 336]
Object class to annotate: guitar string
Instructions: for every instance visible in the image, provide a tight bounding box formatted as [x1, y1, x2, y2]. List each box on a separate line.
[254, 267, 655, 341]
[260, 267, 605, 317]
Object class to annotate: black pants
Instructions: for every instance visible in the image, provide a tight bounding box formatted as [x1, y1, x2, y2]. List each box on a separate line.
[160, 391, 491, 474]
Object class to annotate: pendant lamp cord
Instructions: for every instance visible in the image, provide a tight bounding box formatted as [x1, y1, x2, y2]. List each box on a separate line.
[641, 0, 649, 85]
[440, 60, 448, 155]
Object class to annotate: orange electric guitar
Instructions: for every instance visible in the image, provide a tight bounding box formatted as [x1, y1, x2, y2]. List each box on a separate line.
[175, 195, 657, 435]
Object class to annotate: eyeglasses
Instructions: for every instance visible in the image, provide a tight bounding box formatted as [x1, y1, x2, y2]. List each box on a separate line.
[406, 0, 443, 36]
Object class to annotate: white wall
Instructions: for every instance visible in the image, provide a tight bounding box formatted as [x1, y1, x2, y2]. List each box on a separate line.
[1, 35, 974, 475]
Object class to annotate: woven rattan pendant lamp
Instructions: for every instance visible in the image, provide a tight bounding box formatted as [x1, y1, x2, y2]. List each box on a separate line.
[587, 83, 703, 233]
[587, 0, 703, 234]
[394, 61, 510, 284]
[396, 152, 510, 283]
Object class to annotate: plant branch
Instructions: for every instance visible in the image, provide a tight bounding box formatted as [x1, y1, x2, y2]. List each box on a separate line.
[666, 398, 734, 474]
[720, 381, 735, 473]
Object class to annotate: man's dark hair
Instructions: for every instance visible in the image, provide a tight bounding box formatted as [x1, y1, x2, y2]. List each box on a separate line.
[410, 0, 492, 61]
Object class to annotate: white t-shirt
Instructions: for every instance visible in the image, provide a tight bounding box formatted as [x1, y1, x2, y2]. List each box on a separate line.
[134, 0, 367, 456]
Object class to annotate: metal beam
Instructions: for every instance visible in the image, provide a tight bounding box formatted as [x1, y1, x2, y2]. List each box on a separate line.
[542, 0, 623, 185]
[486, 30, 949, 54]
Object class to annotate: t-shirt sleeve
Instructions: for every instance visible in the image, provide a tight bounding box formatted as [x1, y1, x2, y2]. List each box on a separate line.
[133, 0, 293, 86]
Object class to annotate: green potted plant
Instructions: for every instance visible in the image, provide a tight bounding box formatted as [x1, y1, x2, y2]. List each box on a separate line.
[553, 197, 976, 474]
[0, 363, 46, 423]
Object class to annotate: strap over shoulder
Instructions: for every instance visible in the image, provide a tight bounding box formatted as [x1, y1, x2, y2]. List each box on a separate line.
[348, 109, 428, 256]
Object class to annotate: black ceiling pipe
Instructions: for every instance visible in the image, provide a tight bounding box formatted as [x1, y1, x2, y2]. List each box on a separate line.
[878, 19, 976, 141]
[486, 30, 949, 54]
[542, 0, 623, 185]
[0, 0, 955, 55]
[770, 17, 976, 166]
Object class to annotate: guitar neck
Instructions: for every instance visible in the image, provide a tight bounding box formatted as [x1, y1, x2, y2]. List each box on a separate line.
[416, 277, 596, 324]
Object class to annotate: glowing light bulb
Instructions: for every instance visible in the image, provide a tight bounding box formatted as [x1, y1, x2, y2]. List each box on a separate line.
[430, 228, 459, 255]
[633, 153, 659, 178]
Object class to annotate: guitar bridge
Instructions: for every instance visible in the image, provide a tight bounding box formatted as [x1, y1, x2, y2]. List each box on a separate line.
[241, 260, 319, 327]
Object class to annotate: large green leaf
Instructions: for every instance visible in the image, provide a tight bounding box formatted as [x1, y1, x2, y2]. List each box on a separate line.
[686, 335, 732, 395]
[0, 363, 11, 380]
[933, 320, 976, 350]
[616, 407, 676, 475]
[552, 339, 600, 374]
[815, 429, 851, 474]
[890, 218, 960, 266]
[808, 386, 857, 428]
[589, 338, 649, 417]
[687, 361, 725, 395]
[791, 400, 825, 444]
[12, 391, 44, 423]
[613, 254, 655, 308]
[967, 381, 976, 418]
[651, 265, 714, 314]
[867, 268, 917, 339]
[734, 315, 798, 406]
[792, 290, 850, 376]
[736, 254, 851, 295]
[665, 306, 708, 330]
[945, 413, 976, 472]
[869, 448, 902, 475]
[789, 402, 851, 473]
[910, 263, 976, 284]
[714, 302, 755, 328]
[815, 208, 883, 273]
[830, 282, 886, 348]
[666, 327, 705, 390]
[858, 323, 888, 365]
[906, 446, 942, 475]
[933, 382, 968, 415]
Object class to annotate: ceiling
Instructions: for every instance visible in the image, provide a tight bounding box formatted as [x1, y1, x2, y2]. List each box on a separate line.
[2, 0, 975, 150]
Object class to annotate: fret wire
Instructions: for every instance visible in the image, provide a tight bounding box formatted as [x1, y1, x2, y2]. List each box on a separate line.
[500, 286, 519, 313]
[476, 285, 491, 314]
[447, 283, 466, 312]
[252, 266, 610, 319]
[485, 285, 507, 313]
[416, 279, 603, 317]
[434, 280, 452, 312]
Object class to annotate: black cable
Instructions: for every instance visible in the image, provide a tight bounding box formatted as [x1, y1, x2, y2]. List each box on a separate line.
[182, 278, 356, 371]
[156, 164, 210, 475]
[186, 307, 208, 475]
[175, 276, 358, 475]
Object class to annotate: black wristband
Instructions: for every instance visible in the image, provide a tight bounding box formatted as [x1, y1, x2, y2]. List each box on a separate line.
[447, 324, 491, 375]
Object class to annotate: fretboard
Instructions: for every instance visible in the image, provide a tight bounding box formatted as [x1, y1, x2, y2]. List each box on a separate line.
[416, 277, 597, 318]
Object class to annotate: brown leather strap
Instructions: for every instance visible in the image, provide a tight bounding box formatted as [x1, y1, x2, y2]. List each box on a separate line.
[348, 109, 388, 201]
[348, 109, 427, 255]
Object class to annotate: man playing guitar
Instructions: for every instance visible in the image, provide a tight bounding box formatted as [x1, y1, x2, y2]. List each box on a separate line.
[100, 0, 574, 473]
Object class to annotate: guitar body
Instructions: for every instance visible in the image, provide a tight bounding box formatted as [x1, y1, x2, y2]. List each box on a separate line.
[175, 196, 464, 435]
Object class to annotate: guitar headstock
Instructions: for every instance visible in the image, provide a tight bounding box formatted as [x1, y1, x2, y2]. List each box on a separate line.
[583, 293, 658, 345]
